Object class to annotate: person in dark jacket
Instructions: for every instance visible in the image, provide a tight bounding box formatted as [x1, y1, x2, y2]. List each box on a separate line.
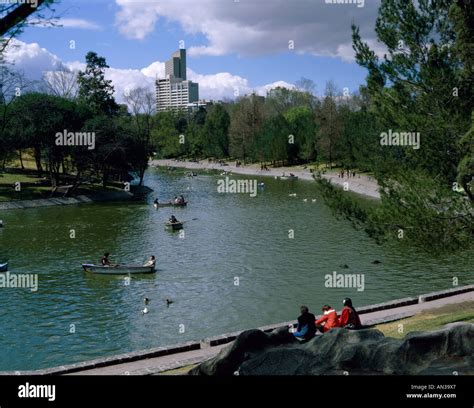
[339, 298, 362, 329]
[291, 305, 316, 341]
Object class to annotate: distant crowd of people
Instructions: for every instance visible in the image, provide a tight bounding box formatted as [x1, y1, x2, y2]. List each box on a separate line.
[290, 298, 362, 342]
[338, 169, 358, 178]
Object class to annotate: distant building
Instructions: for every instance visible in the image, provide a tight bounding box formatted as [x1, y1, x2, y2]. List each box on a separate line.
[156, 49, 199, 112]
[165, 49, 187, 80]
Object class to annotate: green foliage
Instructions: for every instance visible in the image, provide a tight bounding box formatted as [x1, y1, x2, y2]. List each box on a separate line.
[201, 104, 230, 158]
[78, 52, 119, 116]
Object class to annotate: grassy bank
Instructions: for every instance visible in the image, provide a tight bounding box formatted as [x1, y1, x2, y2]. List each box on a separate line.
[0, 169, 125, 202]
[375, 301, 474, 339]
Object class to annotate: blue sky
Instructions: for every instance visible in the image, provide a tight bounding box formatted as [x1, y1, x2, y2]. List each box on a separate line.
[9, 0, 382, 100]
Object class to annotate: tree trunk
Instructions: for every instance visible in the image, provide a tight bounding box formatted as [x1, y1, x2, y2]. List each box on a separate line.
[33, 146, 43, 177]
[18, 149, 24, 169]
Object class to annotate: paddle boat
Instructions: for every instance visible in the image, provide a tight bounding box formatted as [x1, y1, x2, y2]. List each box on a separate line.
[0, 262, 8, 272]
[82, 264, 156, 275]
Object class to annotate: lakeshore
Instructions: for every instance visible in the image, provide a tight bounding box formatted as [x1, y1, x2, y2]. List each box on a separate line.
[3, 285, 471, 375]
[150, 159, 381, 199]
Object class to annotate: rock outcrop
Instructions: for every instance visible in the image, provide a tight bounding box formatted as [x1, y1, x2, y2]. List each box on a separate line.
[190, 323, 474, 375]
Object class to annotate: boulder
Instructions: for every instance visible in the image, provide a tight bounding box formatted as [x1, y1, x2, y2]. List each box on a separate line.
[190, 323, 474, 375]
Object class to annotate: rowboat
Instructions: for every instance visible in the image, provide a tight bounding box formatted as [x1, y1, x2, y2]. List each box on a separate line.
[154, 201, 187, 208]
[165, 222, 184, 231]
[82, 264, 156, 275]
[0, 262, 8, 272]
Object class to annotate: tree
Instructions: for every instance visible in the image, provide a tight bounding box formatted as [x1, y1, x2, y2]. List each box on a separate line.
[152, 111, 182, 158]
[352, 0, 470, 184]
[8, 93, 84, 184]
[229, 94, 265, 161]
[316, 0, 474, 253]
[0, 1, 55, 52]
[78, 52, 119, 116]
[316, 81, 343, 167]
[42, 66, 78, 99]
[284, 106, 316, 163]
[255, 114, 290, 165]
[457, 112, 474, 200]
[123, 87, 155, 185]
[201, 104, 230, 158]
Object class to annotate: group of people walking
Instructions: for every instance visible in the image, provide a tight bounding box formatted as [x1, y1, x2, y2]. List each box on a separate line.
[291, 298, 362, 341]
[338, 169, 357, 178]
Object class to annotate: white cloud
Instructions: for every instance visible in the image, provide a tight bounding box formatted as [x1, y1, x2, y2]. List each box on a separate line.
[4, 39, 63, 79]
[59, 18, 102, 31]
[255, 81, 296, 97]
[3, 40, 295, 103]
[114, 0, 383, 60]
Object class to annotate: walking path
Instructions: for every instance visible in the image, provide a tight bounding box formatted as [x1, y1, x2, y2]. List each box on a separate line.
[63, 287, 473, 376]
[150, 159, 381, 199]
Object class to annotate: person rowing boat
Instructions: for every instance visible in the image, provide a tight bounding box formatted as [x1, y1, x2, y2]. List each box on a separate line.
[101, 252, 119, 268]
[143, 255, 156, 268]
[169, 215, 179, 224]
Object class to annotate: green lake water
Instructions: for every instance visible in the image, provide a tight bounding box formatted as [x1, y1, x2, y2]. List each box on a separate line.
[0, 168, 472, 370]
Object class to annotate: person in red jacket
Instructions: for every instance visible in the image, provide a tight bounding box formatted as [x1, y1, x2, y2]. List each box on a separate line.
[339, 298, 362, 329]
[315, 305, 340, 333]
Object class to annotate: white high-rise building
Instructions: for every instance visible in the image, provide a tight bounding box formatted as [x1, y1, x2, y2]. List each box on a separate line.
[156, 49, 199, 112]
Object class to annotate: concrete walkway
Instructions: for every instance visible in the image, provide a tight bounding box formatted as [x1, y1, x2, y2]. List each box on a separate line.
[68, 290, 473, 376]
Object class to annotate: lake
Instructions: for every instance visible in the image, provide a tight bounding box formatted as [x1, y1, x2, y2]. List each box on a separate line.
[0, 168, 472, 370]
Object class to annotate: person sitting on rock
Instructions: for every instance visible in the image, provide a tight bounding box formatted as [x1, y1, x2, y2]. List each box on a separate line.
[315, 305, 340, 333]
[339, 298, 362, 329]
[290, 305, 316, 341]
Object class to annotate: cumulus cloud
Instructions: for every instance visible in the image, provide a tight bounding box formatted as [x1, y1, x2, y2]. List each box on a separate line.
[114, 0, 383, 61]
[59, 18, 102, 30]
[4, 39, 63, 79]
[3, 40, 295, 103]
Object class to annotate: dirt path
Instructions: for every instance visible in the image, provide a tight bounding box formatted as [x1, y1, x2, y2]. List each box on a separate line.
[150, 159, 381, 199]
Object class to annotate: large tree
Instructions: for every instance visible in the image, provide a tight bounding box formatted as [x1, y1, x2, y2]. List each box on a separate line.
[123, 87, 155, 185]
[78, 52, 119, 117]
[228, 94, 265, 161]
[327, 0, 474, 253]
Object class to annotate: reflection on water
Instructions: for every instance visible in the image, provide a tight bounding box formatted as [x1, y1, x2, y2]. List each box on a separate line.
[0, 169, 472, 370]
